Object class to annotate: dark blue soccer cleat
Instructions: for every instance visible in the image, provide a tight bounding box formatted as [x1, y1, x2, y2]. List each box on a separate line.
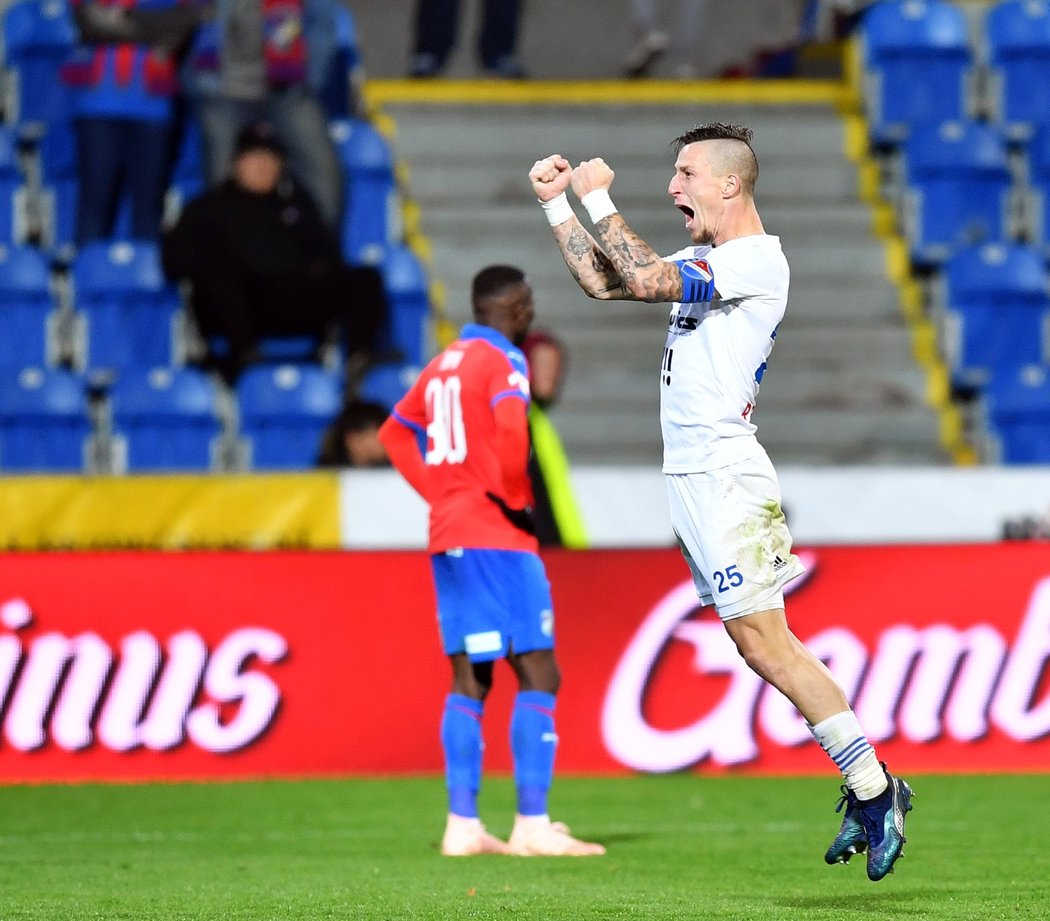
[824, 766, 914, 880]
[857, 767, 913, 881]
[824, 785, 866, 866]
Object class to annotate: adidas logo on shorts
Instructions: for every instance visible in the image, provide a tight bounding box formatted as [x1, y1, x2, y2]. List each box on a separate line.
[772, 555, 788, 571]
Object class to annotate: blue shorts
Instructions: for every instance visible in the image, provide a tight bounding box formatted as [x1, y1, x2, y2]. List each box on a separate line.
[431, 548, 555, 662]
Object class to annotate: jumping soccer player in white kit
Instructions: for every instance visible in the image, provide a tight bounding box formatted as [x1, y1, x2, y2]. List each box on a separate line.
[528, 123, 913, 882]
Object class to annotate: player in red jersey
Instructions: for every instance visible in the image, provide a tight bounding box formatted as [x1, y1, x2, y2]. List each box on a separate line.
[378, 265, 604, 858]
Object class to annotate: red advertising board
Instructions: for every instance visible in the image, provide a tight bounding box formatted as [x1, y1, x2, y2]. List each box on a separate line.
[0, 544, 1049, 782]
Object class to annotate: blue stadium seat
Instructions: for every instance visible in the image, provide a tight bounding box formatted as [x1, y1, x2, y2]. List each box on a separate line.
[941, 242, 1050, 388]
[236, 363, 342, 469]
[0, 0, 75, 135]
[0, 244, 58, 368]
[0, 365, 92, 471]
[330, 118, 397, 265]
[380, 244, 430, 364]
[985, 0, 1050, 141]
[902, 120, 1015, 266]
[356, 360, 419, 410]
[859, 0, 975, 146]
[206, 333, 326, 367]
[983, 363, 1050, 462]
[71, 240, 183, 379]
[320, 3, 362, 119]
[108, 366, 223, 472]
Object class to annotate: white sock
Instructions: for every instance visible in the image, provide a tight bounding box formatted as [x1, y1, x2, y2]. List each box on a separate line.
[810, 711, 888, 801]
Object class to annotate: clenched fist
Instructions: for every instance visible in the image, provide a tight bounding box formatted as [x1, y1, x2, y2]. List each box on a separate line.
[570, 158, 615, 199]
[529, 154, 572, 201]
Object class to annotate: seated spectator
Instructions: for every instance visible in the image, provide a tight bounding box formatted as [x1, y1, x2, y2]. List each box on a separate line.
[183, 0, 344, 227]
[161, 121, 388, 384]
[61, 0, 209, 245]
[316, 399, 391, 468]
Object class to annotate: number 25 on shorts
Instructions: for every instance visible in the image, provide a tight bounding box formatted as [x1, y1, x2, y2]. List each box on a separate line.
[713, 565, 744, 593]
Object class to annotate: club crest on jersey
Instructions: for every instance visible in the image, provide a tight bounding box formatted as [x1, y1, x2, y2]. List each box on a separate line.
[686, 258, 712, 283]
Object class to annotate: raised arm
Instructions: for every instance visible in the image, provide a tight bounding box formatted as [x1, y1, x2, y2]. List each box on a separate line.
[529, 155, 628, 300]
[530, 154, 685, 304]
[570, 158, 684, 304]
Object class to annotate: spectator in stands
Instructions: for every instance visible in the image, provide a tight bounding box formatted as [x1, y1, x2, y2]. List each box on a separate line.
[61, 0, 208, 245]
[408, 0, 526, 79]
[182, 0, 344, 227]
[522, 328, 566, 410]
[520, 328, 576, 547]
[622, 0, 710, 79]
[161, 121, 387, 384]
[316, 398, 391, 468]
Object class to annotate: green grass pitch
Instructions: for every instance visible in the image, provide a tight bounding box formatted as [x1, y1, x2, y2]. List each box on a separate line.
[0, 773, 1047, 920]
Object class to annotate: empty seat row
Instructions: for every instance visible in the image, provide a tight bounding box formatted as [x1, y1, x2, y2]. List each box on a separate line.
[882, 117, 1050, 267]
[861, 0, 1050, 145]
[0, 359, 419, 474]
[980, 363, 1050, 463]
[931, 240, 1050, 390]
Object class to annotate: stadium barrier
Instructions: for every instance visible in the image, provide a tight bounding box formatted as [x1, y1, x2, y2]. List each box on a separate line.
[0, 542, 1048, 783]
[1, 465, 1049, 550]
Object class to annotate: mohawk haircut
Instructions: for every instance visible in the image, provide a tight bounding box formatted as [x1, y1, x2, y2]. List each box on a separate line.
[670, 122, 754, 153]
[670, 123, 759, 191]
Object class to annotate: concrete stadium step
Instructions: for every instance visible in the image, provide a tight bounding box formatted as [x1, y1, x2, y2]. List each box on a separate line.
[756, 407, 947, 465]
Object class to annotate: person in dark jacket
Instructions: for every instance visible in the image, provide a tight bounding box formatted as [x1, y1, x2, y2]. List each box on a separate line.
[161, 121, 387, 382]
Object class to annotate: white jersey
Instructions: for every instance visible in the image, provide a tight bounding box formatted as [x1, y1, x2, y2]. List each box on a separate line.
[659, 234, 789, 473]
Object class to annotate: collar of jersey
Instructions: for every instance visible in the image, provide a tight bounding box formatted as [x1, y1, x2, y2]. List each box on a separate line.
[459, 323, 518, 355]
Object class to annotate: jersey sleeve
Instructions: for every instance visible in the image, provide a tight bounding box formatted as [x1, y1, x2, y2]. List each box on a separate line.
[706, 241, 788, 301]
[391, 367, 428, 434]
[483, 348, 531, 409]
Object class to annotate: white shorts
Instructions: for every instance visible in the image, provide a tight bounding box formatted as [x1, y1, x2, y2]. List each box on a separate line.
[666, 451, 806, 621]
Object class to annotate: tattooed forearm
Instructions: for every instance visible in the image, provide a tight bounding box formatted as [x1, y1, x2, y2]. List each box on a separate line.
[565, 224, 593, 258]
[553, 218, 628, 298]
[591, 247, 614, 276]
[593, 214, 683, 302]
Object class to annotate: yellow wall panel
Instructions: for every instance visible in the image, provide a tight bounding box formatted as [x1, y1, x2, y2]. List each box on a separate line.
[0, 474, 341, 550]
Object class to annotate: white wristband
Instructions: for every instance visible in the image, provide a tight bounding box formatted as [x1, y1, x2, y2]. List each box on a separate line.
[582, 188, 617, 224]
[539, 192, 574, 227]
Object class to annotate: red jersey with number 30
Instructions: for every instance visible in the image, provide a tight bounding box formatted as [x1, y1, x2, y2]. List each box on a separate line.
[391, 324, 537, 553]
